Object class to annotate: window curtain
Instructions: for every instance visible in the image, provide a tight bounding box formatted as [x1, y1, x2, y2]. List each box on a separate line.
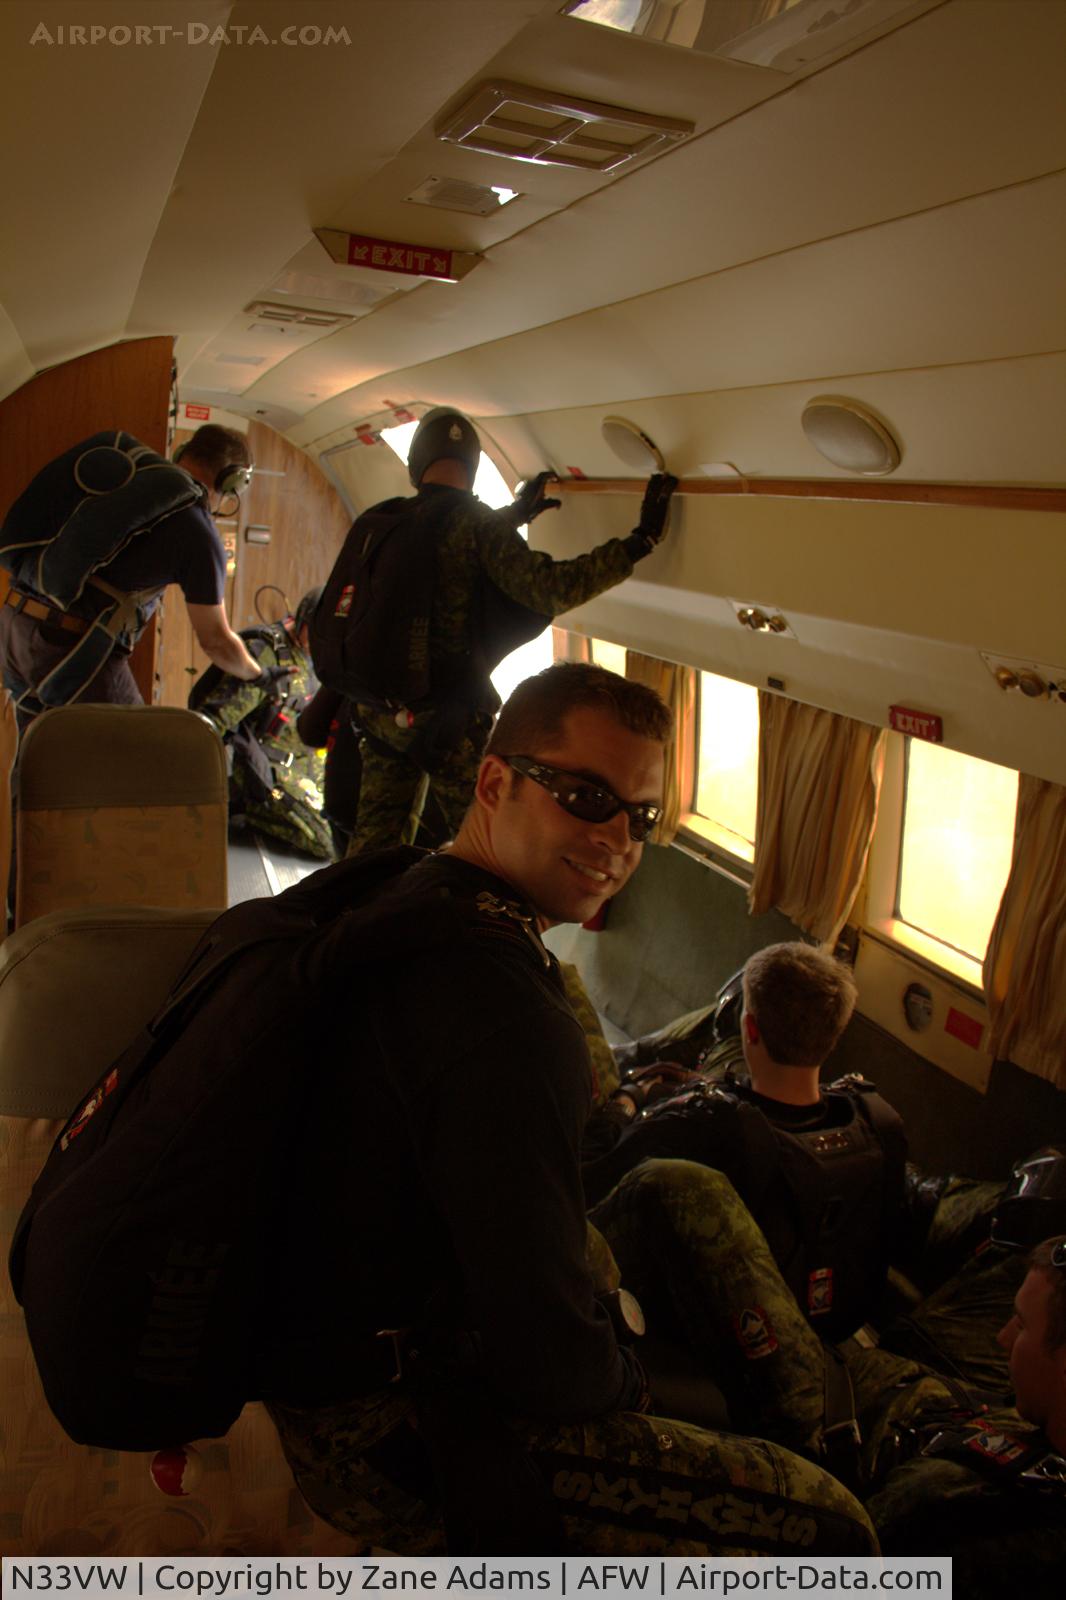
[749, 693, 885, 944]
[624, 652, 696, 847]
[982, 774, 1066, 1089]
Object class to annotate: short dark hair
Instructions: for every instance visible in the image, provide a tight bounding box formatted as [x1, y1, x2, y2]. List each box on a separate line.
[182, 424, 251, 476]
[486, 662, 673, 757]
[1028, 1236, 1066, 1352]
[743, 942, 857, 1066]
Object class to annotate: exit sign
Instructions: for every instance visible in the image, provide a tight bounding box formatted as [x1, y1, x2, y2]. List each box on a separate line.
[889, 706, 943, 742]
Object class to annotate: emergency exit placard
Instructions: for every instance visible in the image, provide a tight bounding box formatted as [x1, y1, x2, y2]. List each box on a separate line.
[314, 228, 482, 283]
[889, 705, 943, 742]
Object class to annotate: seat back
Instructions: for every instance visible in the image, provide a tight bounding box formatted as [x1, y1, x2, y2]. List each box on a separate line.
[15, 704, 228, 927]
[0, 905, 359, 1555]
[0, 690, 15, 938]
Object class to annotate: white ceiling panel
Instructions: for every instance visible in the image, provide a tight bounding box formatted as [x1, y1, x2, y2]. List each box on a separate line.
[0, 0, 229, 368]
[289, 173, 1066, 443]
[125, 0, 553, 367]
[258, 0, 1066, 434]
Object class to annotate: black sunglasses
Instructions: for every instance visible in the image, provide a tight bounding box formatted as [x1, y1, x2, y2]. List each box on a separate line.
[1053, 1240, 1066, 1269]
[506, 757, 662, 843]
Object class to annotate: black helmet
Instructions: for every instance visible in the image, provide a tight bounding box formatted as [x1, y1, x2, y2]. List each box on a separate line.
[407, 407, 480, 489]
[293, 586, 323, 635]
[991, 1147, 1066, 1251]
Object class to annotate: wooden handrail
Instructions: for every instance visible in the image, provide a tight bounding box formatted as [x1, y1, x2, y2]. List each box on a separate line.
[554, 477, 1066, 513]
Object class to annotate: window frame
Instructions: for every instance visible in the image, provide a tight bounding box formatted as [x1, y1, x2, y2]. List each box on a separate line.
[861, 731, 1012, 996]
[677, 670, 757, 877]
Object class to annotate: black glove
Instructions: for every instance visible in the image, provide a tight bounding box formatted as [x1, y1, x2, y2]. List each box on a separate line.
[624, 472, 679, 561]
[252, 664, 290, 696]
[509, 470, 561, 525]
[610, 1060, 696, 1120]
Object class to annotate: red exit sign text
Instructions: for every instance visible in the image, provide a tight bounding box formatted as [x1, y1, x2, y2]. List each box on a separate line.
[889, 705, 943, 743]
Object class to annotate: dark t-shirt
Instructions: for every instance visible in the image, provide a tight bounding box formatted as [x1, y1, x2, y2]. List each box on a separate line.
[97, 500, 226, 610]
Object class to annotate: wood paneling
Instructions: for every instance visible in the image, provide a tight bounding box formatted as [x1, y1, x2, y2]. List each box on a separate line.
[558, 476, 1066, 512]
[155, 420, 351, 708]
[0, 337, 174, 696]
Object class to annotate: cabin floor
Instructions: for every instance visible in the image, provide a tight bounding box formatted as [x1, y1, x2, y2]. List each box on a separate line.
[227, 831, 322, 905]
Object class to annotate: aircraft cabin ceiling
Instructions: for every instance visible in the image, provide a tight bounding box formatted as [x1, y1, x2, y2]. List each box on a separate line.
[0, 0, 1063, 484]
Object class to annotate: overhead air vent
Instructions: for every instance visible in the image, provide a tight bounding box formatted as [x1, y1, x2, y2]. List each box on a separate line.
[214, 353, 267, 367]
[243, 301, 355, 330]
[405, 175, 521, 216]
[436, 80, 692, 174]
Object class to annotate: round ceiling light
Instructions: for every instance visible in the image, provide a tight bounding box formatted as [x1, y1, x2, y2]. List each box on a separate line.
[800, 397, 901, 476]
[601, 416, 666, 473]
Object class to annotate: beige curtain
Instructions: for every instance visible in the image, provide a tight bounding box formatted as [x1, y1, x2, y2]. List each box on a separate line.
[750, 693, 885, 944]
[982, 774, 1066, 1089]
[624, 651, 696, 846]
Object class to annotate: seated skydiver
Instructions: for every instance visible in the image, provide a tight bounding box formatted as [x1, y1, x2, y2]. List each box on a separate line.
[582, 942, 910, 1344]
[591, 1159, 1065, 1592]
[190, 587, 334, 859]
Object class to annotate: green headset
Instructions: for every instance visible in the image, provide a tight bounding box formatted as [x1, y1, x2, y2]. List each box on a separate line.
[173, 439, 254, 496]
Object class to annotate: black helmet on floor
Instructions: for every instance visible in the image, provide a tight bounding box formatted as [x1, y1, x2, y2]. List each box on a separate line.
[293, 586, 323, 635]
[407, 407, 480, 488]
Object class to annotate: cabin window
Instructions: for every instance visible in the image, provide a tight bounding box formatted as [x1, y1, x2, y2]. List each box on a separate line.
[589, 638, 628, 677]
[863, 735, 1018, 987]
[896, 741, 1018, 963]
[683, 671, 759, 864]
[379, 417, 553, 702]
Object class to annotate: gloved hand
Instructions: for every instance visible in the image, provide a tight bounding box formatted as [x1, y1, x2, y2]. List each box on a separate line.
[252, 664, 290, 696]
[610, 1060, 696, 1119]
[509, 470, 561, 525]
[624, 472, 679, 561]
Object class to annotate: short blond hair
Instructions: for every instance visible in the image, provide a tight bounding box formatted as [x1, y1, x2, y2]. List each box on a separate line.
[743, 942, 857, 1066]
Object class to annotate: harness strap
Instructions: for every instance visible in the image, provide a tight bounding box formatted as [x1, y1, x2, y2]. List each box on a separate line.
[820, 1343, 862, 1488]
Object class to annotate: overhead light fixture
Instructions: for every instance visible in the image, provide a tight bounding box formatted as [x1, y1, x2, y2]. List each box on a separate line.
[436, 80, 692, 173]
[801, 397, 901, 475]
[405, 176, 521, 216]
[601, 416, 666, 472]
[244, 301, 355, 330]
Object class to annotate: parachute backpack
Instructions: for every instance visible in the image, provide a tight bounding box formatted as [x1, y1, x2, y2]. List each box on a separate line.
[7, 848, 466, 1450]
[309, 489, 464, 710]
[0, 431, 203, 712]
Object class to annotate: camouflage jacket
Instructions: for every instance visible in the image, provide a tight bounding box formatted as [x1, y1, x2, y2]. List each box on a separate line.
[867, 1388, 1066, 1586]
[379, 483, 635, 706]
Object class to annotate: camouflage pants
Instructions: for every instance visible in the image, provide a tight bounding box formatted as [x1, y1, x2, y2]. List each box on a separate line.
[346, 706, 491, 857]
[879, 1241, 1023, 1392]
[266, 1382, 876, 1558]
[559, 961, 620, 1107]
[590, 1160, 829, 1456]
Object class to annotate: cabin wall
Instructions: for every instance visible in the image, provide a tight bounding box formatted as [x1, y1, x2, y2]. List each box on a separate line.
[530, 487, 1066, 787]
[546, 843, 1066, 1179]
[0, 337, 173, 699]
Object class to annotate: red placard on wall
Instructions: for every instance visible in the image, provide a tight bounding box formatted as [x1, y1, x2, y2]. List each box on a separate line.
[889, 705, 943, 742]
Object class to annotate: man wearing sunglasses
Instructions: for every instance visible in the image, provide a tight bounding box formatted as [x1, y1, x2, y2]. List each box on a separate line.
[267, 663, 877, 1558]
